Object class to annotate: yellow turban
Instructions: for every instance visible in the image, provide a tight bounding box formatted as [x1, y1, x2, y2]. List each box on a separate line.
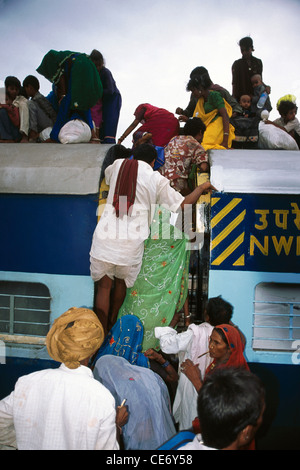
[46, 307, 104, 369]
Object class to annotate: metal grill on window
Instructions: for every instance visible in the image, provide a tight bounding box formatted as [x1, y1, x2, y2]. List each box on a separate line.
[252, 283, 300, 351]
[0, 281, 51, 337]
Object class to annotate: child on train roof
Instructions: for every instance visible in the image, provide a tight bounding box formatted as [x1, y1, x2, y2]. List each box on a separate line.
[23, 75, 57, 142]
[264, 95, 300, 149]
[0, 76, 29, 142]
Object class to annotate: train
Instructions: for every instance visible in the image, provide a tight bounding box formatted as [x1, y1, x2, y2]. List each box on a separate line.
[0, 143, 103, 396]
[197, 149, 300, 450]
[0, 143, 299, 449]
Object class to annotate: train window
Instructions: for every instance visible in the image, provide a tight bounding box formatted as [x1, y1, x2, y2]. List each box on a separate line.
[253, 282, 300, 351]
[0, 281, 51, 337]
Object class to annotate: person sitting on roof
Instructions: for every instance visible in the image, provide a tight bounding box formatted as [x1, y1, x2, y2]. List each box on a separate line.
[23, 75, 57, 142]
[0, 76, 29, 143]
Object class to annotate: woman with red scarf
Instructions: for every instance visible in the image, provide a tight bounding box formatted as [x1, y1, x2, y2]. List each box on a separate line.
[181, 324, 256, 449]
[181, 324, 248, 392]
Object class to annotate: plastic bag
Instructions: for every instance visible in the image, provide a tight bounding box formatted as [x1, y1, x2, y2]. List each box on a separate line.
[58, 119, 91, 144]
[39, 127, 52, 142]
[258, 121, 299, 150]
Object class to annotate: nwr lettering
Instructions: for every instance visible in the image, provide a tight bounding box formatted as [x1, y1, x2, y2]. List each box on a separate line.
[250, 235, 300, 256]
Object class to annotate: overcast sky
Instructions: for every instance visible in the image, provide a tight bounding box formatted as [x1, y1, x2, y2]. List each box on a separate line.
[1, 0, 300, 146]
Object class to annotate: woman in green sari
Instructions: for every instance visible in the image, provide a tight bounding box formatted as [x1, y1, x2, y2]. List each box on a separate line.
[96, 145, 213, 352]
[117, 205, 190, 351]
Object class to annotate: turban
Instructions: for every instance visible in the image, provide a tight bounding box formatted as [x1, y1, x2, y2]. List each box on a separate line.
[46, 307, 104, 369]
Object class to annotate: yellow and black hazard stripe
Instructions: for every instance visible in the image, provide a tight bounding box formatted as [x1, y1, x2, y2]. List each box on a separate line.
[210, 196, 247, 267]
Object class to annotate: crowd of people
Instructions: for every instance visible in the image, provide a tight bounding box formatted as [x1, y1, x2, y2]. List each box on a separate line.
[1, 36, 296, 450]
[0, 49, 121, 144]
[0, 304, 265, 450]
[0, 37, 299, 149]
[0, 134, 266, 449]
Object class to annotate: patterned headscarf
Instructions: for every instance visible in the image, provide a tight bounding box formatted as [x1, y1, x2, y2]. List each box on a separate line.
[93, 315, 149, 368]
[46, 307, 104, 369]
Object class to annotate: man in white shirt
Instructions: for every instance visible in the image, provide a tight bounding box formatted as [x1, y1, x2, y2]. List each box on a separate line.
[90, 143, 216, 334]
[0, 307, 127, 450]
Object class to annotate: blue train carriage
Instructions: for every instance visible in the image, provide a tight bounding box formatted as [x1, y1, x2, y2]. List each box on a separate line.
[201, 149, 300, 449]
[0, 143, 108, 398]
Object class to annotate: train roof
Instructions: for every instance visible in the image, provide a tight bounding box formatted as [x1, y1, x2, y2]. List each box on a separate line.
[209, 150, 300, 195]
[0, 143, 109, 195]
[1, 145, 299, 196]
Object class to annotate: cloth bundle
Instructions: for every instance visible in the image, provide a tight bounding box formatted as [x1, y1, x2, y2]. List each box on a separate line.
[58, 119, 92, 144]
[258, 121, 298, 150]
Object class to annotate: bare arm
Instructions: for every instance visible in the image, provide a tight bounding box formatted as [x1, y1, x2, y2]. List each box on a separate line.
[144, 348, 179, 382]
[118, 118, 140, 144]
[265, 120, 289, 133]
[181, 359, 203, 392]
[115, 402, 128, 443]
[219, 107, 230, 149]
[181, 181, 217, 207]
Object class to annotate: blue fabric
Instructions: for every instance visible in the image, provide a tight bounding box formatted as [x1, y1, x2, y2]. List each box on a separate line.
[48, 59, 93, 142]
[153, 146, 165, 170]
[93, 315, 150, 368]
[157, 430, 195, 450]
[94, 355, 176, 450]
[99, 66, 121, 143]
[100, 91, 122, 143]
[50, 93, 93, 142]
[50, 92, 71, 142]
[129, 145, 164, 170]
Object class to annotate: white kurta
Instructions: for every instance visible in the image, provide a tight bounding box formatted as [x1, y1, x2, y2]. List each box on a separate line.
[179, 433, 216, 450]
[13, 95, 29, 136]
[90, 159, 184, 266]
[273, 116, 300, 135]
[155, 323, 213, 430]
[0, 364, 119, 450]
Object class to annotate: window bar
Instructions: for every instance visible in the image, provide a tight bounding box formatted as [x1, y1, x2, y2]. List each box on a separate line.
[0, 292, 51, 335]
[9, 294, 15, 335]
[289, 302, 294, 340]
[252, 299, 300, 346]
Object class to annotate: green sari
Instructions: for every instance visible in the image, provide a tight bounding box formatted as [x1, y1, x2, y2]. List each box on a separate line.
[118, 206, 190, 351]
[37, 50, 102, 111]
